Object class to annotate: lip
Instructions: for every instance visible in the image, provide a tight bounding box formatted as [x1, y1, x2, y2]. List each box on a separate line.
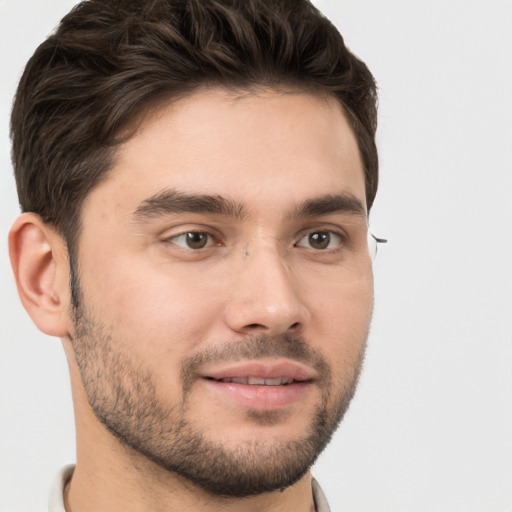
[200, 359, 317, 410]
[203, 359, 317, 382]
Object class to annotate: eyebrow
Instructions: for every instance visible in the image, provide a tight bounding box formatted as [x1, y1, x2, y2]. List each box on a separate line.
[288, 193, 366, 219]
[133, 189, 247, 221]
[133, 189, 366, 222]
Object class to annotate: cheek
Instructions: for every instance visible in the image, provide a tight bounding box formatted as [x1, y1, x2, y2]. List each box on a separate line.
[79, 255, 225, 360]
[308, 272, 373, 362]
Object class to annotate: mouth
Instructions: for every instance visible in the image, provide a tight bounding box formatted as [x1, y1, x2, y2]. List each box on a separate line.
[199, 360, 316, 410]
[205, 376, 297, 386]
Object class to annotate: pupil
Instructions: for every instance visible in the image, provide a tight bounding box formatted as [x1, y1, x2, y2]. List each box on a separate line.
[309, 232, 330, 249]
[186, 232, 207, 249]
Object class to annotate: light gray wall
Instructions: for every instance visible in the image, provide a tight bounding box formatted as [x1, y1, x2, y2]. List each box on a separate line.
[1, 1, 511, 510]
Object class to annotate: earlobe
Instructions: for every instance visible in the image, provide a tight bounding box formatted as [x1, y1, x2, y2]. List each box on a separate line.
[8, 213, 72, 337]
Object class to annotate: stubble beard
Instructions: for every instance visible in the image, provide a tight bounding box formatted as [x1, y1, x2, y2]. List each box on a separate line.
[70, 280, 367, 498]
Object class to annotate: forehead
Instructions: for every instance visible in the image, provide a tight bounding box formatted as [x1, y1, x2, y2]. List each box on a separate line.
[83, 88, 366, 219]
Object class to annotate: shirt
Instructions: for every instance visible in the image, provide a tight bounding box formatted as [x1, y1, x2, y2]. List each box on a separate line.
[49, 464, 331, 512]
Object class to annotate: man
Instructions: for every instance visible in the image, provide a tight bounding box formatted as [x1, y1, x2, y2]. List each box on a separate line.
[8, 0, 382, 510]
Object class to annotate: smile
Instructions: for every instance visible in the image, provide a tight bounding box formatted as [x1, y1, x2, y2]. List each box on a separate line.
[200, 360, 317, 410]
[209, 376, 295, 386]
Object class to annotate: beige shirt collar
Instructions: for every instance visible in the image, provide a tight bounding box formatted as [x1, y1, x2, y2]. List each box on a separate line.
[49, 465, 331, 512]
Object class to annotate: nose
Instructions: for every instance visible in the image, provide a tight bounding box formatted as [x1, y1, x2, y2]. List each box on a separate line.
[223, 246, 310, 336]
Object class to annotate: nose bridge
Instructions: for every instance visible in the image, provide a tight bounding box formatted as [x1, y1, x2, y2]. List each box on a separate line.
[224, 241, 309, 335]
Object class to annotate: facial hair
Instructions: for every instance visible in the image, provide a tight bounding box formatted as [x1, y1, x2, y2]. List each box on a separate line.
[70, 286, 367, 498]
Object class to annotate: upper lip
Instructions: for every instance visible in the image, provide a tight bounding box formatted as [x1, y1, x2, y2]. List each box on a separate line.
[202, 359, 317, 382]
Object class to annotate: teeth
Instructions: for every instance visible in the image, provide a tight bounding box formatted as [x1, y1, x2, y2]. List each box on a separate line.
[219, 377, 294, 385]
[264, 378, 282, 386]
[248, 377, 265, 385]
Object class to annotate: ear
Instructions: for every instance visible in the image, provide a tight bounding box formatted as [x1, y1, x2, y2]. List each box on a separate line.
[8, 213, 73, 337]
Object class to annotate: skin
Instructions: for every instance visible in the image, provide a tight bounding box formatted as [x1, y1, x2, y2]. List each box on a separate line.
[9, 88, 374, 512]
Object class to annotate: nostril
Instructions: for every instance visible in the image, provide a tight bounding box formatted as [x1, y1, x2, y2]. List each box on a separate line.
[245, 323, 266, 330]
[244, 322, 301, 332]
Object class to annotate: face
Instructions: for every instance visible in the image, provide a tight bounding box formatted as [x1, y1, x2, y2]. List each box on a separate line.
[69, 88, 374, 496]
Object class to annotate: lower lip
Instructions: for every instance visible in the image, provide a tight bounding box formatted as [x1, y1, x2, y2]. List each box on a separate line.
[202, 379, 311, 410]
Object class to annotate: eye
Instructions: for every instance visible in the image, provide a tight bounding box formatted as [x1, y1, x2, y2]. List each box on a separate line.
[167, 231, 214, 250]
[295, 230, 343, 251]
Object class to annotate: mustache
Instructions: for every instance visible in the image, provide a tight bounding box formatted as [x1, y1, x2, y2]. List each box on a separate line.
[180, 333, 331, 393]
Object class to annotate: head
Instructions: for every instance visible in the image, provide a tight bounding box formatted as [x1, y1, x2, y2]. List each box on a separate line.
[9, 0, 378, 500]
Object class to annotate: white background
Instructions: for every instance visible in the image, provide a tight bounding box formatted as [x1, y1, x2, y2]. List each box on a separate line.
[1, 1, 511, 511]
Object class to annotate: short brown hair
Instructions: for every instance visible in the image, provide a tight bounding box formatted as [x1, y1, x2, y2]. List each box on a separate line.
[11, 0, 378, 250]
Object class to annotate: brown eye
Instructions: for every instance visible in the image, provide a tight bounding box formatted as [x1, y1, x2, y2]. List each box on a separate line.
[308, 232, 330, 250]
[169, 231, 212, 249]
[295, 231, 342, 251]
[185, 232, 209, 249]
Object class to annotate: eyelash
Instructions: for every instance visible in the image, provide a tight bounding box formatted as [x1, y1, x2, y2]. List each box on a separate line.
[163, 228, 347, 253]
[165, 231, 219, 250]
[294, 229, 346, 251]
